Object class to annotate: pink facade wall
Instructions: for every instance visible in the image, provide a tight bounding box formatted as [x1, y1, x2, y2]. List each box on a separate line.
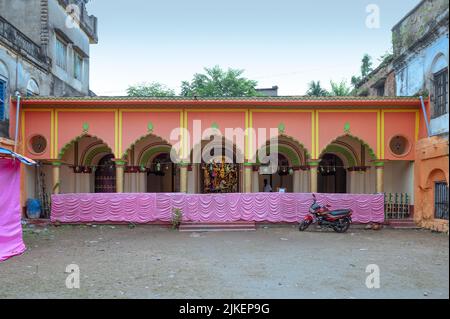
[57, 111, 116, 156]
[23, 111, 52, 159]
[186, 111, 246, 153]
[18, 106, 421, 163]
[383, 112, 416, 161]
[318, 111, 378, 156]
[121, 111, 181, 155]
[252, 112, 312, 152]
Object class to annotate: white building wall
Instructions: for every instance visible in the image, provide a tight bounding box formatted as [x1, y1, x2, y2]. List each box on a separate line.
[384, 161, 415, 202]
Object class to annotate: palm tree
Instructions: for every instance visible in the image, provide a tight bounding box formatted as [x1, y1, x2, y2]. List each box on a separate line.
[330, 80, 352, 96]
[306, 81, 329, 96]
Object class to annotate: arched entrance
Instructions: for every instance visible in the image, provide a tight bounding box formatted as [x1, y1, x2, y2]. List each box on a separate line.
[256, 135, 309, 193]
[146, 152, 175, 193]
[318, 153, 346, 193]
[95, 154, 116, 193]
[193, 136, 242, 194]
[260, 153, 294, 192]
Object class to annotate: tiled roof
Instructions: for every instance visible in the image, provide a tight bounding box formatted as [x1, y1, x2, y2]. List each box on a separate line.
[21, 95, 420, 102]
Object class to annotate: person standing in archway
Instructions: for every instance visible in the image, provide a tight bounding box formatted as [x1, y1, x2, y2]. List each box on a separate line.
[263, 179, 273, 192]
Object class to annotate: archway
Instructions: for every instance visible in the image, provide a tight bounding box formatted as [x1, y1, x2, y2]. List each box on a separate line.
[123, 133, 177, 193]
[318, 153, 346, 193]
[319, 134, 378, 194]
[192, 136, 243, 194]
[260, 153, 294, 192]
[95, 154, 116, 193]
[146, 152, 175, 193]
[58, 134, 114, 193]
[256, 135, 309, 193]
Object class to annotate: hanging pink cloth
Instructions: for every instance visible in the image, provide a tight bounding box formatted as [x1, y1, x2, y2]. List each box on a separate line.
[52, 192, 385, 224]
[0, 158, 26, 262]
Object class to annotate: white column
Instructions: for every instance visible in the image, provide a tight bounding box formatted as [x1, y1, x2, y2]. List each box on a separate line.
[293, 170, 301, 193]
[139, 172, 146, 193]
[252, 171, 259, 193]
[300, 170, 310, 193]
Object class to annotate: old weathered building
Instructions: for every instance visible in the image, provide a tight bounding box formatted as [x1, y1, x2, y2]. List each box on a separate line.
[355, 0, 449, 232]
[391, 0, 448, 232]
[355, 56, 396, 97]
[0, 0, 98, 140]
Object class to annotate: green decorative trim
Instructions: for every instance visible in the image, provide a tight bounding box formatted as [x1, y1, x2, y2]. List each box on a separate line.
[256, 144, 302, 166]
[278, 123, 286, 134]
[121, 133, 171, 159]
[139, 145, 172, 166]
[322, 144, 357, 167]
[344, 122, 350, 133]
[307, 160, 321, 166]
[319, 133, 377, 161]
[58, 133, 111, 159]
[51, 161, 63, 167]
[243, 162, 254, 167]
[178, 161, 190, 167]
[82, 122, 89, 133]
[114, 159, 127, 166]
[373, 161, 385, 167]
[147, 122, 154, 133]
[84, 146, 113, 166]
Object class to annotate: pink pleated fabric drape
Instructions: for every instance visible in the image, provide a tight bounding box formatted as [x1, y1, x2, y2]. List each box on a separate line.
[51, 193, 385, 224]
[0, 159, 26, 262]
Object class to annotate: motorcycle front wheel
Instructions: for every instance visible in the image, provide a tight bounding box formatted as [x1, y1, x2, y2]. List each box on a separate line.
[333, 218, 351, 233]
[299, 220, 312, 231]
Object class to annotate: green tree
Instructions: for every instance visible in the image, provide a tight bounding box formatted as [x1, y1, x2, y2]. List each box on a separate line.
[127, 82, 176, 97]
[330, 80, 352, 96]
[351, 75, 361, 87]
[305, 81, 329, 96]
[181, 66, 260, 97]
[361, 54, 373, 77]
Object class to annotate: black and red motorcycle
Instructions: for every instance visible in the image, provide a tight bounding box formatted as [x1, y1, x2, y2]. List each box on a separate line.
[299, 194, 353, 233]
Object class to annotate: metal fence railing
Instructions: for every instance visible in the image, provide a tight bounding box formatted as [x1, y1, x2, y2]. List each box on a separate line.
[384, 193, 410, 220]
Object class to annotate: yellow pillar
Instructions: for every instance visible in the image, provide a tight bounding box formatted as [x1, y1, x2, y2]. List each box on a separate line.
[179, 163, 188, 193]
[244, 163, 253, 193]
[52, 161, 61, 194]
[375, 162, 384, 193]
[309, 161, 320, 193]
[114, 159, 126, 193]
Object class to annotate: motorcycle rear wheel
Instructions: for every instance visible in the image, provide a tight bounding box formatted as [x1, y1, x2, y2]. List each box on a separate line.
[299, 220, 312, 231]
[333, 218, 350, 233]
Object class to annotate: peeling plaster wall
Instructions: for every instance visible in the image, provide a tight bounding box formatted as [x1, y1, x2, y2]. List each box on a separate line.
[395, 34, 449, 97]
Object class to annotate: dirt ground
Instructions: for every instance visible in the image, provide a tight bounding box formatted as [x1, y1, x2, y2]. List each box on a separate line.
[0, 224, 448, 299]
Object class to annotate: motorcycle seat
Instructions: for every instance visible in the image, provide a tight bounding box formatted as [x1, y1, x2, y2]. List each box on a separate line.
[329, 209, 351, 216]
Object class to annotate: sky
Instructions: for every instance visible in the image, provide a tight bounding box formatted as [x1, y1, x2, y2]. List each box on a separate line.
[86, 0, 420, 96]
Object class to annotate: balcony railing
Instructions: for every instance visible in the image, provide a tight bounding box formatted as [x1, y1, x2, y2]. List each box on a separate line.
[384, 193, 411, 220]
[0, 15, 47, 64]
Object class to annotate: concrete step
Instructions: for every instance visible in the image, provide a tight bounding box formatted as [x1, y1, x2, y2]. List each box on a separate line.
[179, 221, 256, 232]
[387, 219, 421, 229]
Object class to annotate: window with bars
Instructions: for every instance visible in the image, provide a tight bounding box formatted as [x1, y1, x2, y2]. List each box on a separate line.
[433, 68, 448, 118]
[435, 181, 449, 220]
[0, 79, 6, 121]
[55, 37, 67, 70]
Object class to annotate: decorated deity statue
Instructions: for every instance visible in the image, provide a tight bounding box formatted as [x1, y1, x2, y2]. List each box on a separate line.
[203, 166, 211, 193]
[220, 157, 225, 179]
